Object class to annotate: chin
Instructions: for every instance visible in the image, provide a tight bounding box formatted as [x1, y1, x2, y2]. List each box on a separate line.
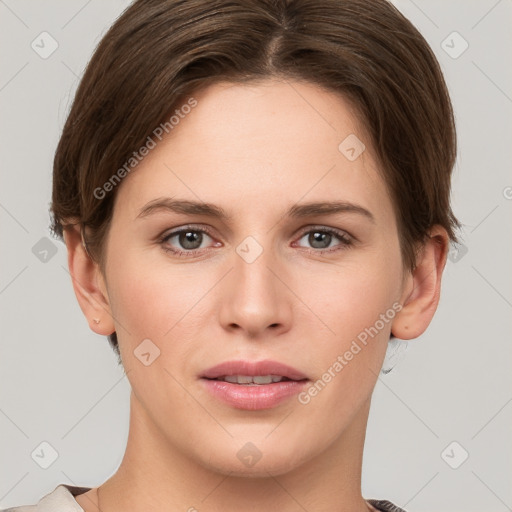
[194, 435, 314, 478]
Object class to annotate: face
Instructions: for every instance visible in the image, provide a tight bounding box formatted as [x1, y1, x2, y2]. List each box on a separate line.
[99, 79, 409, 476]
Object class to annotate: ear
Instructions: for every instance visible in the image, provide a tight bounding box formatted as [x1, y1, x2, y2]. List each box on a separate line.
[63, 224, 115, 336]
[391, 225, 450, 340]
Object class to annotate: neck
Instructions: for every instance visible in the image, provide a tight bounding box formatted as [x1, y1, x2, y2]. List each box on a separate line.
[97, 392, 373, 512]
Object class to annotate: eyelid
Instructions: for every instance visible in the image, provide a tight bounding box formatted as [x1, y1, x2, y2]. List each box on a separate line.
[159, 225, 219, 248]
[295, 224, 354, 242]
[158, 223, 355, 257]
[159, 224, 353, 241]
[159, 223, 216, 239]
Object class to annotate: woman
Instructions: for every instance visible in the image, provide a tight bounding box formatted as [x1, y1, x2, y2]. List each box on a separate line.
[2, 0, 459, 510]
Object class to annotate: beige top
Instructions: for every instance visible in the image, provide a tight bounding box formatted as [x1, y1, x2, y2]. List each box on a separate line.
[0, 484, 406, 512]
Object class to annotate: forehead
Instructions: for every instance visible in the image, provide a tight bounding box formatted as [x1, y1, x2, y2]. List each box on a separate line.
[113, 79, 394, 227]
[172, 79, 370, 160]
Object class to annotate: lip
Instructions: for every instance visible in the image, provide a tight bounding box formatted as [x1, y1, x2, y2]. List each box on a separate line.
[201, 359, 308, 381]
[200, 359, 309, 411]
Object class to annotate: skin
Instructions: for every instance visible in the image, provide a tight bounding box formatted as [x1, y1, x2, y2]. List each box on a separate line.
[65, 79, 449, 512]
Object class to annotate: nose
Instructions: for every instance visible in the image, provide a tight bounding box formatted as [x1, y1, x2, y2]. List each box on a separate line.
[218, 240, 293, 339]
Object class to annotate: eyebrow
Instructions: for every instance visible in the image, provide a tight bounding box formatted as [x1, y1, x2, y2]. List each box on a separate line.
[137, 197, 375, 223]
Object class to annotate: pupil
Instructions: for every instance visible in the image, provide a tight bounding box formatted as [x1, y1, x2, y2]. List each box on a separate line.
[310, 232, 331, 249]
[180, 231, 201, 249]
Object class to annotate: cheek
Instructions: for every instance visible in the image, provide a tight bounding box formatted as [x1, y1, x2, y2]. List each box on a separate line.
[303, 250, 402, 340]
[106, 256, 202, 401]
[106, 249, 200, 340]
[294, 249, 402, 409]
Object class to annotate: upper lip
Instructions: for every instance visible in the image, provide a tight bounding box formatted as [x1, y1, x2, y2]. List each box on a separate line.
[201, 360, 308, 381]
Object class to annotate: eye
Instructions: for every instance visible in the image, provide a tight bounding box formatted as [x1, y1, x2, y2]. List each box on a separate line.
[160, 226, 219, 257]
[294, 226, 353, 253]
[159, 225, 354, 258]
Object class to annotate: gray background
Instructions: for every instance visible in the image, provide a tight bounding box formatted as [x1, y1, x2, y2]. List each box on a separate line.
[0, 1, 511, 511]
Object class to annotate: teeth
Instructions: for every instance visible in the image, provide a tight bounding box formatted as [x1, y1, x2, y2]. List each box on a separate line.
[220, 375, 285, 385]
[253, 375, 273, 384]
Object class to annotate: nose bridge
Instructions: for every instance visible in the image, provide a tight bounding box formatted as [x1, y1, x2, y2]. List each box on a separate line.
[219, 233, 291, 335]
[234, 234, 279, 306]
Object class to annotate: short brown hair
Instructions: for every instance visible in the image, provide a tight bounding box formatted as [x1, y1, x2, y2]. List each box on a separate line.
[51, 0, 460, 359]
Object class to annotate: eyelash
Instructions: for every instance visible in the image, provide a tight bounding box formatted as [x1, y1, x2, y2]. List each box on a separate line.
[159, 225, 354, 258]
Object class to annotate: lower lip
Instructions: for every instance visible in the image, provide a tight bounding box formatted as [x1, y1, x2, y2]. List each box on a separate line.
[201, 378, 308, 410]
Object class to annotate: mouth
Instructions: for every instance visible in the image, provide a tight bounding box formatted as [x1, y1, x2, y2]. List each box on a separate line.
[204, 374, 299, 385]
[200, 359, 308, 382]
[200, 360, 309, 410]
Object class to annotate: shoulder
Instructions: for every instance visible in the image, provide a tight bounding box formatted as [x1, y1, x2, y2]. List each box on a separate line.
[0, 484, 91, 512]
[367, 499, 408, 512]
[3, 488, 406, 512]
[0, 507, 36, 512]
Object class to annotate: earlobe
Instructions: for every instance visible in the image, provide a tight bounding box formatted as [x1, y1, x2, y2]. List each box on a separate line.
[63, 224, 115, 336]
[391, 226, 449, 340]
